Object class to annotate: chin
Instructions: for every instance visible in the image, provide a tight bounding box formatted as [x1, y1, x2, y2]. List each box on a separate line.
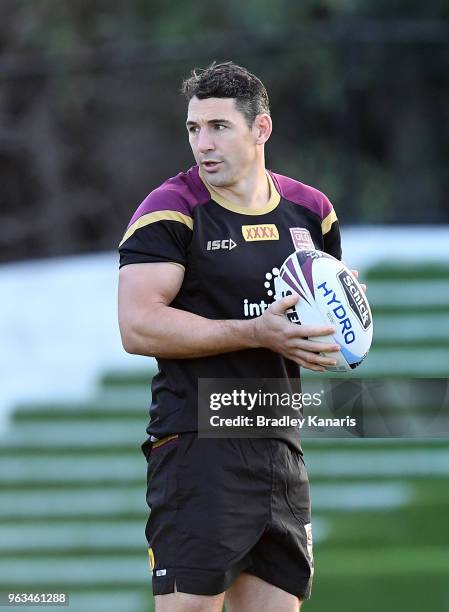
[205, 173, 229, 188]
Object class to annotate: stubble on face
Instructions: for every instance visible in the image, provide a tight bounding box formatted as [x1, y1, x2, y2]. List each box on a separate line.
[186, 97, 256, 189]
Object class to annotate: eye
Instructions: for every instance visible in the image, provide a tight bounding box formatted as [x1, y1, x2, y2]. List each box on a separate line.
[188, 126, 199, 134]
[214, 124, 226, 131]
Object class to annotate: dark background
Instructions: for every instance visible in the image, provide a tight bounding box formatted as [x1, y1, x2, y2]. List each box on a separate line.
[1, 1, 448, 263]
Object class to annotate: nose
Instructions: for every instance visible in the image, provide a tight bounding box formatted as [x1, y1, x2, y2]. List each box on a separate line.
[196, 128, 215, 153]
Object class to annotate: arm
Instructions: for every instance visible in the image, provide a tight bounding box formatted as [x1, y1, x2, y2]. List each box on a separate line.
[118, 262, 340, 371]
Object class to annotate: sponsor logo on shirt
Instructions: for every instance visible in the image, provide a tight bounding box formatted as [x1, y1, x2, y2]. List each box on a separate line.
[289, 227, 314, 250]
[242, 266, 281, 317]
[243, 298, 270, 317]
[242, 224, 279, 242]
[206, 238, 237, 251]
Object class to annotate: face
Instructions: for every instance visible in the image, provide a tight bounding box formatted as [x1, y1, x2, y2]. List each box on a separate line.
[186, 96, 266, 188]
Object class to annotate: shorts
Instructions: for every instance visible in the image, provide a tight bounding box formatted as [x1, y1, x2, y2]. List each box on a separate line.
[142, 433, 314, 600]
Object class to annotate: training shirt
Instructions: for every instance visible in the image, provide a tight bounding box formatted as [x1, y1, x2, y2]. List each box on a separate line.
[119, 165, 341, 452]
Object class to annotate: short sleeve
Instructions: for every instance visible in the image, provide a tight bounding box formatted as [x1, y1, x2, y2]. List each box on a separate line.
[118, 190, 193, 269]
[321, 195, 342, 261]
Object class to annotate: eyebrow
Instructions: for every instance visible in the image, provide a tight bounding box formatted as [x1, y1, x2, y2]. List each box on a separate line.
[186, 119, 232, 127]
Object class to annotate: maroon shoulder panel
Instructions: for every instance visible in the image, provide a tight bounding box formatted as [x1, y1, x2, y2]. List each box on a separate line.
[269, 171, 333, 220]
[127, 166, 210, 227]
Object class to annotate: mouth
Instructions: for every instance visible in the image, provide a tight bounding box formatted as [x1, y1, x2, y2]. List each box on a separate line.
[202, 161, 222, 172]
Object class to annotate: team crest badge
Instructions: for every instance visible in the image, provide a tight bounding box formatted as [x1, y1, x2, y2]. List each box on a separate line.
[289, 227, 314, 250]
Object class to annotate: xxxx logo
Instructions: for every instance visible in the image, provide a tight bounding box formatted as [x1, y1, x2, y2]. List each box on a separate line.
[242, 224, 279, 242]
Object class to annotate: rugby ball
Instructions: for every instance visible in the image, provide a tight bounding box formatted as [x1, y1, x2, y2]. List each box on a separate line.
[274, 250, 373, 372]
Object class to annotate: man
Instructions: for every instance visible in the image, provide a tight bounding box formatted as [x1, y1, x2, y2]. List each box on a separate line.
[118, 62, 346, 612]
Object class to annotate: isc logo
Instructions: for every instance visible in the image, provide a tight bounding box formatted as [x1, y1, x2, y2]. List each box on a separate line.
[206, 239, 237, 251]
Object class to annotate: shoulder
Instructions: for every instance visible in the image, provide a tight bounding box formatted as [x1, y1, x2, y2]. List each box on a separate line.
[269, 171, 335, 221]
[119, 166, 210, 248]
[126, 166, 210, 230]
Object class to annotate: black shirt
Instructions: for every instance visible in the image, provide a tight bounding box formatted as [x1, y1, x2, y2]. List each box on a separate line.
[119, 165, 342, 451]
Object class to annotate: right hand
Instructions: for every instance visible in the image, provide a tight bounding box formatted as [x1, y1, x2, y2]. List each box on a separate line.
[253, 293, 340, 372]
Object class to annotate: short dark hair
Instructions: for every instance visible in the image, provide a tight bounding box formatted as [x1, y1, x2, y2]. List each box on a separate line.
[181, 61, 270, 128]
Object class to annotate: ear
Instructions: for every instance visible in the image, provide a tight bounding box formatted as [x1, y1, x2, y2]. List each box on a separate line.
[253, 113, 272, 145]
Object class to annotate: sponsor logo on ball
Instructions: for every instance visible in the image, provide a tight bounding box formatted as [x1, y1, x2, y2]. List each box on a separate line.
[337, 270, 371, 329]
[317, 281, 356, 344]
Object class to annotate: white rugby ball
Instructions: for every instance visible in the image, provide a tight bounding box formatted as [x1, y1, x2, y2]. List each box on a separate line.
[274, 250, 373, 372]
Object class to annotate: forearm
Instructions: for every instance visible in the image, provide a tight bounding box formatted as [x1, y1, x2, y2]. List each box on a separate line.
[122, 304, 260, 358]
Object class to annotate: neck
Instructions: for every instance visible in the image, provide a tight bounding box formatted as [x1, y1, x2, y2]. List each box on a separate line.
[203, 161, 271, 211]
